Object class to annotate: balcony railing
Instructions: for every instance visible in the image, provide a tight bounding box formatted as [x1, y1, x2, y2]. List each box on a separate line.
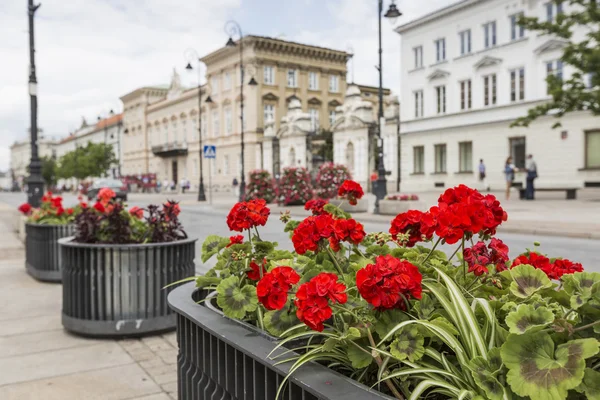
[151, 141, 188, 157]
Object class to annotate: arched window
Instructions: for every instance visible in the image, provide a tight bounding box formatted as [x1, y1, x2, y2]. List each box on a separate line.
[345, 142, 355, 175]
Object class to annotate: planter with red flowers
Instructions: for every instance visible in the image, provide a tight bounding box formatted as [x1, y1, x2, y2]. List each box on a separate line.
[169, 182, 599, 400]
[18, 192, 82, 282]
[379, 194, 423, 215]
[277, 166, 314, 206]
[59, 188, 196, 338]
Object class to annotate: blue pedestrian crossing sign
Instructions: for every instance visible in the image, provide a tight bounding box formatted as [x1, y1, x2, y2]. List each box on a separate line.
[203, 145, 216, 159]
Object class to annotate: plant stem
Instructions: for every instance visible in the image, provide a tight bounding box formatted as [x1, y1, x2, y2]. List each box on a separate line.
[256, 306, 264, 330]
[366, 328, 404, 400]
[461, 237, 466, 282]
[573, 319, 600, 333]
[447, 245, 462, 263]
[253, 226, 262, 241]
[422, 237, 442, 264]
[326, 247, 345, 276]
[247, 229, 261, 278]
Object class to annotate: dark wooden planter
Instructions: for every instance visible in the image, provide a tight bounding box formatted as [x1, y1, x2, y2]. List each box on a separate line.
[59, 237, 196, 338]
[25, 223, 75, 282]
[168, 282, 391, 400]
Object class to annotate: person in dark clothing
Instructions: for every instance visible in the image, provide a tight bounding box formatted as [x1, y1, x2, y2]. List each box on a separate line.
[525, 154, 537, 200]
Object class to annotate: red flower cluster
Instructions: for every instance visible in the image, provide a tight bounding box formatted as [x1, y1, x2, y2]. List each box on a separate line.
[129, 206, 144, 219]
[18, 203, 32, 215]
[93, 202, 105, 213]
[98, 188, 116, 205]
[338, 180, 364, 206]
[257, 266, 300, 310]
[389, 210, 436, 247]
[292, 214, 335, 254]
[356, 255, 422, 310]
[247, 258, 268, 281]
[330, 218, 366, 251]
[512, 253, 583, 280]
[227, 199, 270, 232]
[163, 201, 181, 217]
[295, 273, 347, 331]
[227, 235, 244, 248]
[305, 199, 328, 215]
[463, 238, 509, 276]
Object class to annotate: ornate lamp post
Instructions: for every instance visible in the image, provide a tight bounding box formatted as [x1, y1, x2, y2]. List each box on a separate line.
[26, 0, 43, 206]
[374, 0, 402, 214]
[225, 20, 258, 202]
[185, 49, 213, 202]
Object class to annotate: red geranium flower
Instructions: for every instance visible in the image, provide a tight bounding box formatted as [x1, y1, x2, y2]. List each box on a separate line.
[295, 273, 346, 331]
[247, 259, 268, 281]
[163, 201, 181, 217]
[227, 199, 270, 232]
[512, 253, 583, 280]
[66, 208, 74, 216]
[464, 238, 509, 276]
[50, 196, 63, 209]
[257, 266, 300, 310]
[356, 255, 422, 310]
[389, 210, 436, 247]
[551, 258, 583, 279]
[338, 180, 364, 206]
[18, 203, 32, 215]
[80, 202, 88, 209]
[333, 218, 366, 246]
[93, 202, 106, 213]
[129, 206, 144, 219]
[305, 199, 328, 215]
[226, 235, 244, 248]
[98, 188, 116, 204]
[291, 214, 335, 254]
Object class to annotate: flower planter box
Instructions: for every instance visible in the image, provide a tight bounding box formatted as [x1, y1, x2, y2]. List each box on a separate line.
[168, 282, 390, 400]
[379, 200, 424, 215]
[25, 223, 75, 282]
[340, 197, 368, 213]
[59, 237, 196, 338]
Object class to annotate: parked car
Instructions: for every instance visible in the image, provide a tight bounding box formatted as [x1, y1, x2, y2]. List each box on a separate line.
[87, 179, 128, 201]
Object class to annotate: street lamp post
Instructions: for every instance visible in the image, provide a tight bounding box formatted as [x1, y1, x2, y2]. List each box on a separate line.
[374, 0, 402, 214]
[185, 49, 212, 202]
[26, 0, 43, 207]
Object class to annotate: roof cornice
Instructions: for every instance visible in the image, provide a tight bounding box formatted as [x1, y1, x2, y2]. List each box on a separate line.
[395, 0, 488, 34]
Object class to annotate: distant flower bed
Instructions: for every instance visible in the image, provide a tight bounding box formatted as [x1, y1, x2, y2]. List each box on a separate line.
[278, 167, 313, 206]
[386, 194, 419, 201]
[245, 170, 277, 203]
[18, 192, 82, 224]
[315, 163, 352, 199]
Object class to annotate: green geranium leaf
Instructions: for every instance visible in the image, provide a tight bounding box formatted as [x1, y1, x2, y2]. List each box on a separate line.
[263, 305, 300, 337]
[269, 250, 295, 261]
[562, 272, 600, 309]
[505, 304, 555, 335]
[284, 220, 300, 233]
[366, 244, 391, 256]
[216, 276, 258, 319]
[195, 275, 221, 289]
[413, 293, 435, 319]
[501, 332, 600, 400]
[469, 348, 508, 400]
[322, 337, 339, 352]
[253, 240, 275, 255]
[346, 339, 373, 369]
[323, 204, 351, 219]
[509, 264, 553, 298]
[576, 368, 600, 400]
[375, 309, 409, 339]
[389, 326, 425, 362]
[201, 235, 230, 263]
[347, 327, 361, 339]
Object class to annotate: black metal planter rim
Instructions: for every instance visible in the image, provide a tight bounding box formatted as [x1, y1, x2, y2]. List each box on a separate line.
[25, 223, 74, 283]
[168, 282, 392, 400]
[57, 237, 197, 248]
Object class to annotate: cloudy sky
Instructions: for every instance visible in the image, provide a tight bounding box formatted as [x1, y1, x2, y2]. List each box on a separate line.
[0, 0, 456, 171]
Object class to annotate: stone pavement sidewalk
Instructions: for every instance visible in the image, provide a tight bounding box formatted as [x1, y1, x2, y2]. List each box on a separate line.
[0, 205, 179, 400]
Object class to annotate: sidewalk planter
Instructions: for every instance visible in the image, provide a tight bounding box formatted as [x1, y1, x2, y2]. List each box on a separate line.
[25, 223, 75, 282]
[168, 282, 390, 400]
[340, 197, 368, 213]
[59, 237, 196, 338]
[379, 200, 424, 215]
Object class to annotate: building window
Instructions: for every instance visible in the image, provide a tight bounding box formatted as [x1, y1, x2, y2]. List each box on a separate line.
[510, 13, 525, 40]
[459, 29, 471, 55]
[413, 46, 423, 68]
[510, 137, 527, 169]
[309, 108, 319, 131]
[329, 75, 339, 93]
[435, 85, 446, 114]
[483, 21, 497, 48]
[414, 90, 424, 118]
[434, 144, 447, 173]
[460, 80, 472, 110]
[459, 141, 473, 172]
[224, 107, 232, 134]
[329, 110, 337, 126]
[264, 104, 275, 124]
[223, 72, 232, 91]
[546, 60, 564, 93]
[435, 38, 446, 62]
[586, 130, 600, 168]
[510, 68, 526, 101]
[287, 69, 298, 87]
[212, 110, 219, 137]
[413, 146, 424, 173]
[201, 115, 207, 138]
[483, 74, 497, 106]
[211, 77, 219, 94]
[309, 72, 319, 90]
[263, 66, 275, 85]
[546, 1, 563, 22]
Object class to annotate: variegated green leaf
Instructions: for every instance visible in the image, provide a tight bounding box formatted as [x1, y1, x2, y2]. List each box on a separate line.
[505, 304, 554, 335]
[389, 326, 425, 362]
[216, 276, 257, 319]
[509, 264, 553, 298]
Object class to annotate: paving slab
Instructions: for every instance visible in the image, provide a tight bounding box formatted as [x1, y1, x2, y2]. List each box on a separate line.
[0, 328, 94, 358]
[0, 314, 62, 337]
[0, 364, 162, 400]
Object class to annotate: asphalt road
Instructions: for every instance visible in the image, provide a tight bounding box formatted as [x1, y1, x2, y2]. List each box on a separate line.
[3, 192, 599, 274]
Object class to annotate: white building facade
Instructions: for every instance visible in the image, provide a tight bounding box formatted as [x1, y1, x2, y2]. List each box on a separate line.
[10, 135, 57, 188]
[396, 0, 600, 192]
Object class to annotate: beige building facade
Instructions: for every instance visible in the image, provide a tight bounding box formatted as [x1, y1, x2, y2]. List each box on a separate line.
[10, 134, 57, 188]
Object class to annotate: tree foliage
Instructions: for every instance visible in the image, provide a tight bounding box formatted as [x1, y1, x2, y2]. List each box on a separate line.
[58, 142, 116, 180]
[513, 0, 600, 128]
[41, 156, 58, 187]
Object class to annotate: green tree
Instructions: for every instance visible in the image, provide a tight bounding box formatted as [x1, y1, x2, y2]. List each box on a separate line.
[58, 142, 116, 180]
[41, 156, 58, 187]
[512, 0, 600, 128]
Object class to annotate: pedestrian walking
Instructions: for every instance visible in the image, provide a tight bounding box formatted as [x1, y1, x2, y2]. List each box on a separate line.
[180, 178, 187, 194]
[163, 179, 170, 193]
[232, 177, 239, 198]
[525, 154, 538, 200]
[504, 156, 517, 200]
[478, 159, 489, 192]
